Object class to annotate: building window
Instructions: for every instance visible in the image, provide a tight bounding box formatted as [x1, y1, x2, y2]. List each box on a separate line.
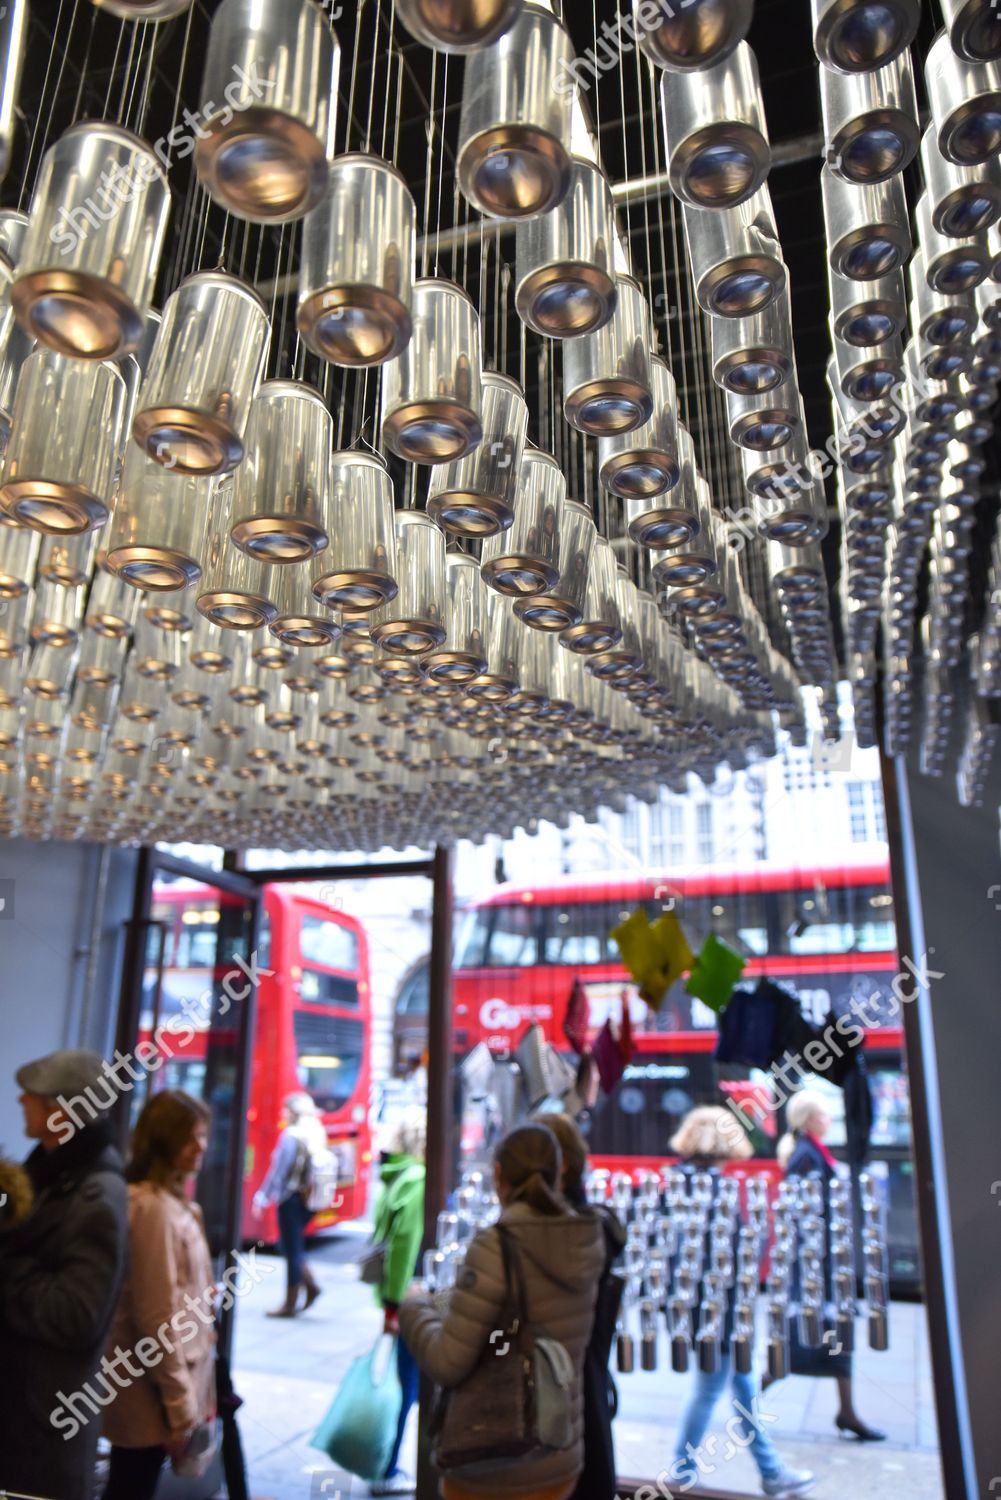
[847, 783, 869, 842]
[696, 802, 714, 863]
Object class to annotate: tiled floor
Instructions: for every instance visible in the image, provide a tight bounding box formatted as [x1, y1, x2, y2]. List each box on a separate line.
[230, 1229, 943, 1500]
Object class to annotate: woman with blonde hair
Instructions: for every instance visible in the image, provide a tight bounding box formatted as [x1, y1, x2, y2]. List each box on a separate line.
[668, 1106, 814, 1497]
[766, 1088, 886, 1443]
[253, 1091, 328, 1316]
[400, 1123, 605, 1500]
[102, 1090, 216, 1500]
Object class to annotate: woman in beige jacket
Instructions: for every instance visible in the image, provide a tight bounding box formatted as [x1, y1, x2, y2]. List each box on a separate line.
[400, 1124, 605, 1500]
[101, 1090, 217, 1500]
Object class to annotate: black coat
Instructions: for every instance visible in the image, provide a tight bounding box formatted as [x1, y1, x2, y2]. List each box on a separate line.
[785, 1134, 835, 1184]
[0, 1120, 128, 1500]
[568, 1199, 625, 1500]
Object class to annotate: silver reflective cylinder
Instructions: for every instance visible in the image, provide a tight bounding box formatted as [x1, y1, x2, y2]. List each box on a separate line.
[427, 372, 528, 536]
[684, 191, 787, 318]
[599, 355, 681, 500]
[134, 271, 271, 475]
[915, 191, 990, 293]
[926, 31, 1001, 167]
[197, 480, 277, 630]
[424, 554, 489, 684]
[514, 158, 616, 338]
[1, 350, 126, 533]
[266, 562, 341, 648]
[107, 444, 209, 591]
[563, 275, 653, 436]
[623, 417, 700, 548]
[711, 285, 795, 392]
[561, 534, 621, 655]
[812, 0, 919, 73]
[821, 52, 919, 183]
[381, 278, 483, 463]
[370, 512, 447, 655]
[395, 0, 521, 53]
[822, 166, 911, 279]
[756, 479, 829, 545]
[298, 154, 415, 367]
[457, 3, 573, 221]
[91, 0, 192, 15]
[636, 0, 752, 73]
[0, 0, 27, 185]
[195, 0, 339, 223]
[514, 498, 595, 631]
[230, 381, 332, 562]
[0, 513, 39, 597]
[13, 123, 170, 360]
[312, 452, 398, 611]
[835, 329, 904, 399]
[728, 386, 802, 451]
[920, 124, 1001, 239]
[481, 448, 564, 596]
[941, 0, 1001, 65]
[829, 264, 906, 345]
[661, 43, 770, 211]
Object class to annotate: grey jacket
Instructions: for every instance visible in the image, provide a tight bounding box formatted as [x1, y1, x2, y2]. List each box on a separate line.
[0, 1121, 128, 1500]
[400, 1199, 605, 1496]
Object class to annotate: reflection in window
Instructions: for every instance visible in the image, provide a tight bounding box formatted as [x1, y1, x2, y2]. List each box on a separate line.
[300, 914, 359, 971]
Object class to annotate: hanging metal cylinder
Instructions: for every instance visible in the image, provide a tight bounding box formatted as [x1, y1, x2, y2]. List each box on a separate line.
[369, 512, 447, 655]
[755, 477, 829, 545]
[812, 0, 919, 74]
[598, 356, 681, 500]
[822, 166, 911, 279]
[312, 452, 399, 612]
[821, 52, 919, 184]
[106, 444, 210, 591]
[727, 386, 802, 451]
[942, 0, 1001, 65]
[229, 381, 332, 563]
[266, 562, 341, 648]
[467, 586, 520, 700]
[684, 191, 787, 318]
[38, 529, 100, 588]
[481, 448, 564, 596]
[653, 485, 723, 609]
[298, 155, 415, 367]
[423, 554, 489, 685]
[560, 535, 622, 656]
[661, 43, 770, 210]
[514, 158, 616, 338]
[915, 191, 990, 293]
[197, 481, 277, 630]
[13, 123, 170, 361]
[0, 350, 126, 533]
[910, 253, 977, 348]
[457, 3, 573, 221]
[835, 329, 904, 399]
[427, 372, 528, 537]
[514, 499, 595, 631]
[635, 0, 752, 72]
[0, 514, 39, 597]
[710, 286, 795, 393]
[623, 419, 700, 548]
[195, 0, 339, 222]
[134, 271, 271, 476]
[381, 278, 483, 463]
[502, 615, 550, 716]
[563, 275, 654, 436]
[768, 539, 826, 597]
[0, 0, 27, 185]
[829, 264, 906, 345]
[920, 124, 1001, 238]
[395, 0, 521, 52]
[92, 0, 192, 15]
[926, 32, 1001, 167]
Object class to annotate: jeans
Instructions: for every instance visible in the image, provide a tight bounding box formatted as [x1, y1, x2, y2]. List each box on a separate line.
[384, 1333, 420, 1478]
[101, 1444, 167, 1500]
[671, 1356, 781, 1486]
[278, 1191, 312, 1287]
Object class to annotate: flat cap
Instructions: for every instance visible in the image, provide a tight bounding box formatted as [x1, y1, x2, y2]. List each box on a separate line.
[16, 1049, 109, 1101]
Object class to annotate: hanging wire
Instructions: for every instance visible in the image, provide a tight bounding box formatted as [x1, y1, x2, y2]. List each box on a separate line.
[420, 51, 438, 280]
[433, 56, 449, 277]
[20, 0, 74, 211]
[364, 0, 384, 154]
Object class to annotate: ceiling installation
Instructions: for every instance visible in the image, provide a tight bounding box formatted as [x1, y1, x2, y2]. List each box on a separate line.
[0, 0, 998, 853]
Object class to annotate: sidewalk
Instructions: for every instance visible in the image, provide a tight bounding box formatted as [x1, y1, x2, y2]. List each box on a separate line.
[231, 1235, 943, 1500]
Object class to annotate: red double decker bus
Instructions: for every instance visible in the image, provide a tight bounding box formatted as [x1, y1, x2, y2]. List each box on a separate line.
[143, 881, 373, 1243]
[430, 860, 920, 1291]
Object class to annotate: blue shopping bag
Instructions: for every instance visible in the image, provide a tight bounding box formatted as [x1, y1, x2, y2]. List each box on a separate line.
[310, 1333, 403, 1481]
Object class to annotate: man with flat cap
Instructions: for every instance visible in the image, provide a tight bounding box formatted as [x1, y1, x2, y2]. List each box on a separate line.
[0, 1049, 128, 1500]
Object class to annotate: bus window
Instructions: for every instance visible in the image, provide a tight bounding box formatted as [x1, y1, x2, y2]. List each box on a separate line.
[396, 962, 429, 1016]
[455, 908, 488, 967]
[300, 968, 360, 1007]
[300, 914, 359, 971]
[774, 882, 895, 955]
[543, 904, 612, 965]
[257, 907, 272, 970]
[484, 905, 540, 967]
[294, 1012, 364, 1112]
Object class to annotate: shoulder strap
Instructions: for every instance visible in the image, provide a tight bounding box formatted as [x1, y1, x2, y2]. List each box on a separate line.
[496, 1225, 532, 1345]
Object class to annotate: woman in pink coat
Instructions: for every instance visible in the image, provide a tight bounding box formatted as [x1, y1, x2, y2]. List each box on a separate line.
[101, 1090, 217, 1500]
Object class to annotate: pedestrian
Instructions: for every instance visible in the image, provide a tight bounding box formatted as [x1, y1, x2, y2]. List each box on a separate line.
[0, 1049, 128, 1500]
[668, 1106, 815, 1497]
[769, 1089, 886, 1442]
[253, 1090, 327, 1316]
[400, 1123, 605, 1500]
[370, 1109, 427, 1497]
[101, 1089, 217, 1500]
[544, 1112, 626, 1500]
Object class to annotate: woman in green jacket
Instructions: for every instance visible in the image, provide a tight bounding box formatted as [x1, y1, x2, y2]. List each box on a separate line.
[370, 1111, 426, 1497]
